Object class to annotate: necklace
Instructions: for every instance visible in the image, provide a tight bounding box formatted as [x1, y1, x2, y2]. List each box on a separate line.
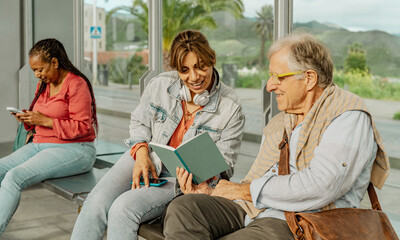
[183, 102, 202, 121]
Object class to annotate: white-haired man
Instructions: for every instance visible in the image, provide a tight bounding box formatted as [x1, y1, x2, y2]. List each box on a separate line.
[162, 33, 390, 240]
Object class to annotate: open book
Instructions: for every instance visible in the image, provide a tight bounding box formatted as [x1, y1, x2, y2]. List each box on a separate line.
[149, 132, 229, 184]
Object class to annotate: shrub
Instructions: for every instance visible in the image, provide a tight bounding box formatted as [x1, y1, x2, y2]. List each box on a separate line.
[235, 69, 267, 88]
[108, 55, 147, 85]
[394, 111, 400, 120]
[333, 70, 400, 101]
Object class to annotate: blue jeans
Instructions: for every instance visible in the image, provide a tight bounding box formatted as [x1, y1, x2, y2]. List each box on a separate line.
[71, 150, 175, 240]
[0, 142, 96, 235]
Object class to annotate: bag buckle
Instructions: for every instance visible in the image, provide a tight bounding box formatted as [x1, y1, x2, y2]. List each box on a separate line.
[295, 224, 304, 239]
[279, 137, 288, 149]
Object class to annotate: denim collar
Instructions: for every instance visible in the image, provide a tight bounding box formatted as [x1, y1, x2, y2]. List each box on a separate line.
[167, 68, 221, 113]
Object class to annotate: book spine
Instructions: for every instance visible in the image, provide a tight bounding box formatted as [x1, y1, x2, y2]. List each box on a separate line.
[174, 150, 198, 185]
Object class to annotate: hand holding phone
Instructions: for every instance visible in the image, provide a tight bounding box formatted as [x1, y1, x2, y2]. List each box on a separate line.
[7, 107, 24, 114]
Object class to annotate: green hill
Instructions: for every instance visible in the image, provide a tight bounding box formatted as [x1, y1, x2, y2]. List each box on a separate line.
[294, 21, 400, 77]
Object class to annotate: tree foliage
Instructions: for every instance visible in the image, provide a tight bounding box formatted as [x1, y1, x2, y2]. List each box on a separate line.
[108, 54, 147, 84]
[108, 0, 244, 52]
[253, 4, 273, 67]
[345, 43, 369, 73]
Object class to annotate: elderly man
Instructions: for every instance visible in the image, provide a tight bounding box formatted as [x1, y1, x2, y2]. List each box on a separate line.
[162, 33, 390, 239]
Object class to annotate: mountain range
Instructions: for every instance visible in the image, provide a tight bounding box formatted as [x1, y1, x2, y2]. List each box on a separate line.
[293, 21, 400, 77]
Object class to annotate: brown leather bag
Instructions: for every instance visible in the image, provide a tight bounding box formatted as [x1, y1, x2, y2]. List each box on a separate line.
[278, 131, 399, 240]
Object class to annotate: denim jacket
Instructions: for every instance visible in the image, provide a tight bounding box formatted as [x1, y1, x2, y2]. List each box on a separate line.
[124, 70, 245, 178]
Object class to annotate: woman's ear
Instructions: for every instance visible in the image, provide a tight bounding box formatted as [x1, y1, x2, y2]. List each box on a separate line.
[305, 70, 318, 91]
[51, 57, 59, 69]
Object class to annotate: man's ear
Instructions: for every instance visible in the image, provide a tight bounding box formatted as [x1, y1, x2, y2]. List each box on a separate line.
[51, 57, 59, 69]
[305, 70, 318, 91]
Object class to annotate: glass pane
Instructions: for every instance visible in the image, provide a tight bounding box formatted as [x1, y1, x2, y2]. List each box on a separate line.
[160, 0, 274, 137]
[84, 0, 148, 146]
[293, 0, 400, 216]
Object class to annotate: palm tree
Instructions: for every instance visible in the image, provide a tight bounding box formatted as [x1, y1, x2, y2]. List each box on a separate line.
[254, 4, 273, 67]
[106, 0, 244, 68]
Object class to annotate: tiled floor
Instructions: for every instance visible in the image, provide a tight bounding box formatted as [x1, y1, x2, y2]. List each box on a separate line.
[3, 185, 77, 240]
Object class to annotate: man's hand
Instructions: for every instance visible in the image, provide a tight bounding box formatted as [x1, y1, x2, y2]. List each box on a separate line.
[132, 147, 157, 189]
[176, 167, 212, 195]
[211, 180, 252, 202]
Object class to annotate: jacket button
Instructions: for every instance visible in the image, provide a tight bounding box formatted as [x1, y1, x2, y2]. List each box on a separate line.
[272, 169, 276, 173]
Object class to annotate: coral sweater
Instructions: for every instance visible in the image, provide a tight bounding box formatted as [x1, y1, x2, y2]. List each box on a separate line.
[27, 72, 96, 143]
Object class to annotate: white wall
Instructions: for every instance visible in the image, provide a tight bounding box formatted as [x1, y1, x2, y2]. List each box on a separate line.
[0, 0, 83, 144]
[0, 0, 22, 143]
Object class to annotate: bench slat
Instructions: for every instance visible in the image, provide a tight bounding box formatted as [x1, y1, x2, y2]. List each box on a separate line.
[42, 168, 109, 201]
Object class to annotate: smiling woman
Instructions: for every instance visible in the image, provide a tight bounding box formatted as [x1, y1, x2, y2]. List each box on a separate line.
[170, 30, 217, 108]
[71, 29, 245, 240]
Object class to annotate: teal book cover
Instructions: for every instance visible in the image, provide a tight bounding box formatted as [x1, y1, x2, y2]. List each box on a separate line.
[149, 132, 229, 184]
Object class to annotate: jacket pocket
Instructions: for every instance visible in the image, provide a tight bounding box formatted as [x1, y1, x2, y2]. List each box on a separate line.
[148, 103, 167, 123]
[196, 126, 222, 142]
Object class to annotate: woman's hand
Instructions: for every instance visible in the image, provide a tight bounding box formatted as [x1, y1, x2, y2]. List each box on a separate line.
[13, 111, 26, 123]
[176, 167, 212, 195]
[18, 111, 53, 128]
[131, 146, 158, 190]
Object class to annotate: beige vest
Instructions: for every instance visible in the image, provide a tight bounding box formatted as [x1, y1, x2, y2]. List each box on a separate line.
[238, 85, 390, 218]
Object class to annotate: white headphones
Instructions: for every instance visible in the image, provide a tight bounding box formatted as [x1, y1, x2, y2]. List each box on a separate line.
[180, 70, 219, 106]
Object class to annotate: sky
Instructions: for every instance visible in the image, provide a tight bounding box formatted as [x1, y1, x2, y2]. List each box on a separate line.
[85, 0, 400, 34]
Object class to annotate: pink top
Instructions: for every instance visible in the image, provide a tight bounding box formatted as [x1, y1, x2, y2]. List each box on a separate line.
[27, 72, 96, 143]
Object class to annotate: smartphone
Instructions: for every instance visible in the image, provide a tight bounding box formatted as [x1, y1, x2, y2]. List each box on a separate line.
[6, 107, 23, 114]
[138, 178, 168, 187]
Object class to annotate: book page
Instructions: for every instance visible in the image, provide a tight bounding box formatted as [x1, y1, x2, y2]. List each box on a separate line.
[149, 143, 185, 178]
[176, 132, 229, 183]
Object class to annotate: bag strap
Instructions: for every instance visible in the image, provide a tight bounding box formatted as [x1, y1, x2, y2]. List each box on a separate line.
[277, 130, 304, 239]
[367, 182, 382, 211]
[278, 130, 290, 175]
[278, 130, 382, 239]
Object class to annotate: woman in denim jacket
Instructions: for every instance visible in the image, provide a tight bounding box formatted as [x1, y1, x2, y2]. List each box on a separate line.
[71, 30, 245, 240]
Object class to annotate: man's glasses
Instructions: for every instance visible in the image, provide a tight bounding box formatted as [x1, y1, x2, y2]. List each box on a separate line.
[268, 71, 305, 85]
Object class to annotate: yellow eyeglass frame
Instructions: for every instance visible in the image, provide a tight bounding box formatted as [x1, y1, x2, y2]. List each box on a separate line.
[268, 70, 305, 85]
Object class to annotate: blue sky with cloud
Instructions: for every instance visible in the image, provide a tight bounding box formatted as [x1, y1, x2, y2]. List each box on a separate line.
[85, 0, 399, 34]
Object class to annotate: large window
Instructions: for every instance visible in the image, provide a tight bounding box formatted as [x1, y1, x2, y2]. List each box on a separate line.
[293, 0, 400, 215]
[159, 0, 274, 137]
[84, 0, 275, 144]
[84, 0, 149, 146]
